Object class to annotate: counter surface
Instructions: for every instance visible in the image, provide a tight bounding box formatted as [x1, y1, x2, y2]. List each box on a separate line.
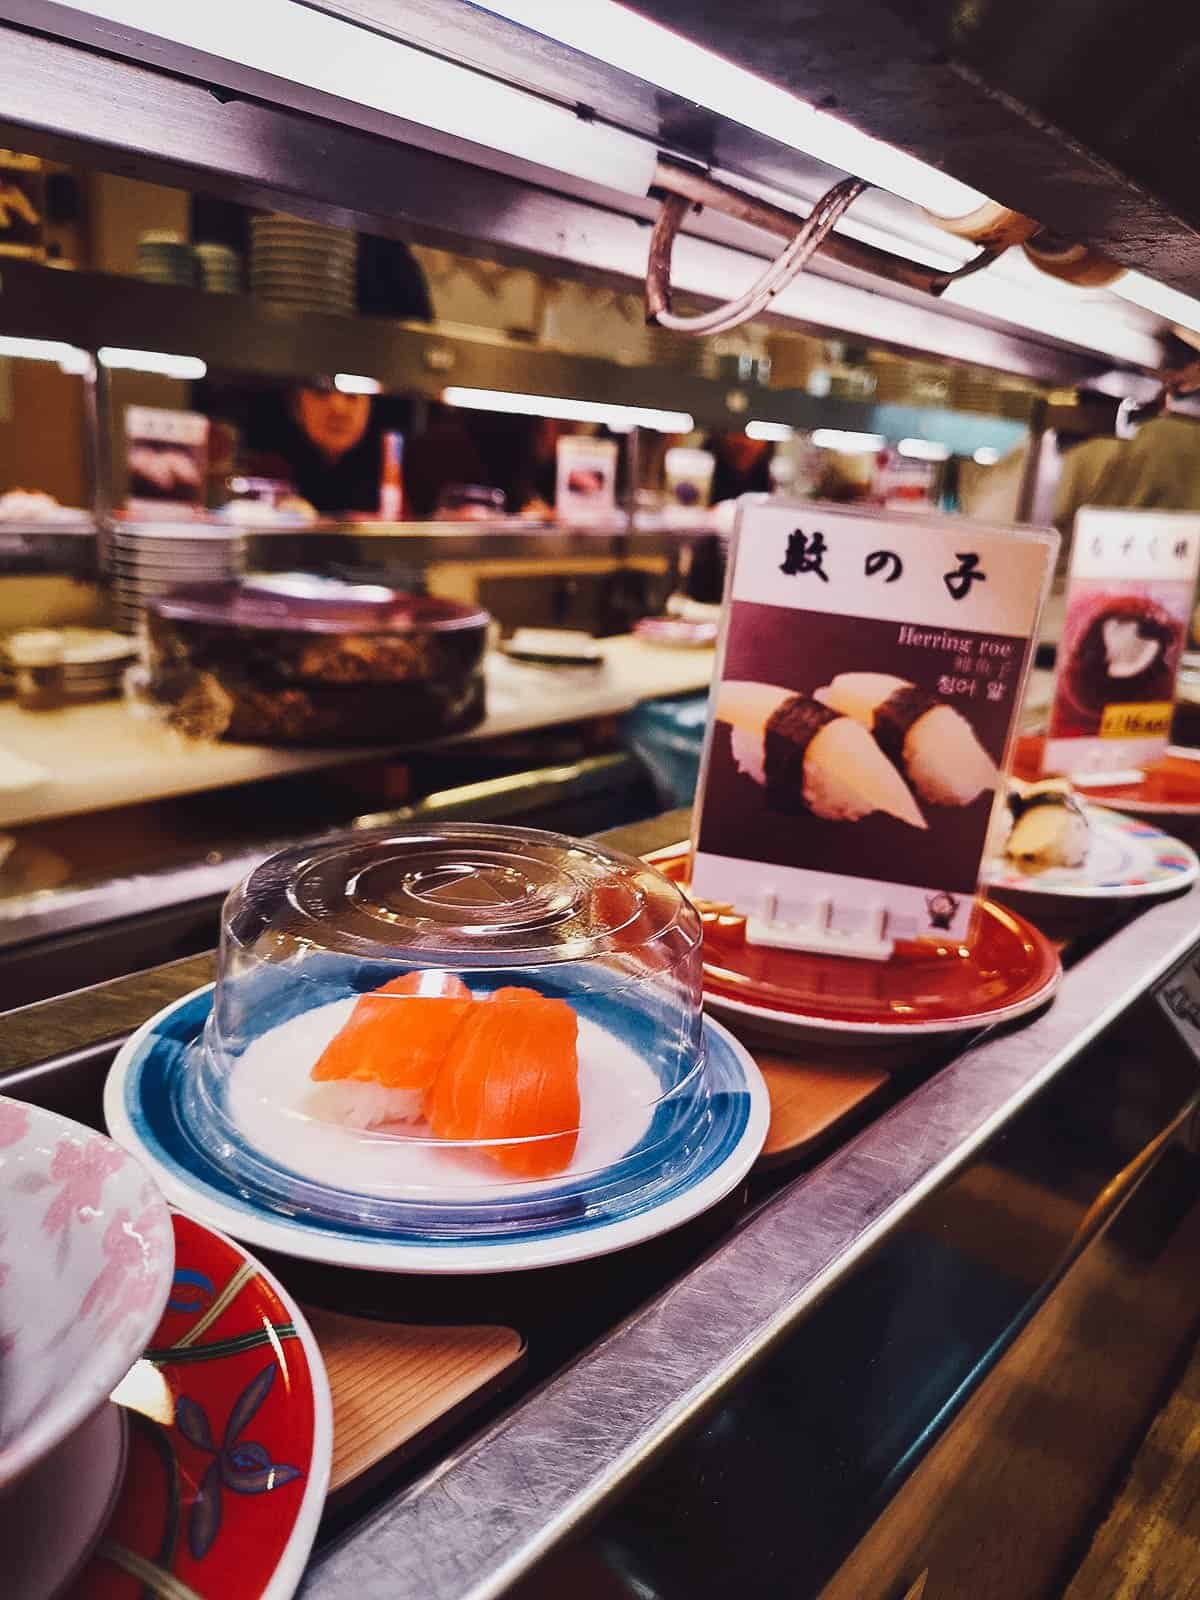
[5, 811, 1200, 1600]
[0, 638, 713, 829]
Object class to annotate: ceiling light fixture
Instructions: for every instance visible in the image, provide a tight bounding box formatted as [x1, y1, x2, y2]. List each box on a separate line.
[973, 446, 1001, 466]
[35, 0, 656, 195]
[334, 372, 383, 394]
[0, 335, 88, 370]
[746, 421, 794, 442]
[443, 387, 692, 433]
[1110, 270, 1200, 336]
[810, 428, 885, 453]
[897, 437, 950, 461]
[469, 0, 987, 216]
[98, 347, 207, 379]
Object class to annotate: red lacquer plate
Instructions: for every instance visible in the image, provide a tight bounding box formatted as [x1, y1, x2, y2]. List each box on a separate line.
[72, 1213, 332, 1600]
[1016, 733, 1200, 816]
[649, 849, 1062, 1042]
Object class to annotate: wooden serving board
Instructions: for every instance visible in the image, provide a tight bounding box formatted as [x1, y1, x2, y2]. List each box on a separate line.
[306, 1309, 525, 1491]
[755, 1048, 896, 1165]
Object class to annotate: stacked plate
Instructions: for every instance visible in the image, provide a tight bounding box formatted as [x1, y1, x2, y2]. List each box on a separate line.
[1, 628, 139, 703]
[60, 629, 139, 701]
[250, 214, 358, 315]
[105, 525, 247, 636]
[195, 240, 243, 293]
[135, 231, 198, 288]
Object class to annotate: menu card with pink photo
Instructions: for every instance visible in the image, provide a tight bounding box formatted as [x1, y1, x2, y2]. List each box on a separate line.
[691, 499, 1057, 954]
[1044, 507, 1200, 776]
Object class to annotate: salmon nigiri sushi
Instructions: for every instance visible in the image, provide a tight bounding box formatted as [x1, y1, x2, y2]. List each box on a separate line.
[310, 970, 472, 1129]
[427, 989, 580, 1177]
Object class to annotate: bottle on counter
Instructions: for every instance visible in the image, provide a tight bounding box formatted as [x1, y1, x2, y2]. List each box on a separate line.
[379, 431, 406, 521]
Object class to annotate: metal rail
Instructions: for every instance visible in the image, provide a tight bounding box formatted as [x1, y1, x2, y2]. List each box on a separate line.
[301, 882, 1200, 1599]
[0, 21, 1130, 382]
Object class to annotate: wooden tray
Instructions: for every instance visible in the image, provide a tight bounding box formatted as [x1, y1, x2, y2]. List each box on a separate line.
[308, 1309, 524, 1492]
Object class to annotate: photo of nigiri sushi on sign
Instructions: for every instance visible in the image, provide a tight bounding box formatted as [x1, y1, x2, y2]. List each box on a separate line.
[691, 500, 1057, 954]
[1045, 508, 1200, 776]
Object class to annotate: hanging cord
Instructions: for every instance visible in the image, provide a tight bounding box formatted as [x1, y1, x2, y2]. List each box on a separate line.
[645, 164, 1005, 337]
[646, 175, 868, 337]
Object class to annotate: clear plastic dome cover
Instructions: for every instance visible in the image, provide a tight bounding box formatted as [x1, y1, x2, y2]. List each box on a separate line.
[183, 824, 706, 1236]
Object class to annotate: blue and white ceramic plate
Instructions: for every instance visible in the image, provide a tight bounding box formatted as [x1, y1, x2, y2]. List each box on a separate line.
[983, 805, 1200, 900]
[104, 988, 768, 1275]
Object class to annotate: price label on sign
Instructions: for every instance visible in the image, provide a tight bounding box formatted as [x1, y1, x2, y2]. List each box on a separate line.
[1045, 507, 1200, 776]
[691, 498, 1057, 955]
[1157, 955, 1200, 1054]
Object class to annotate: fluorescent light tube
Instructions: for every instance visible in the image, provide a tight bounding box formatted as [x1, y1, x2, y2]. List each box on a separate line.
[99, 347, 206, 379]
[1111, 270, 1200, 336]
[811, 429, 884, 452]
[470, 0, 987, 216]
[746, 421, 794, 442]
[897, 437, 950, 461]
[443, 387, 692, 433]
[0, 335, 86, 365]
[334, 373, 382, 394]
[35, 0, 656, 196]
[973, 446, 1000, 466]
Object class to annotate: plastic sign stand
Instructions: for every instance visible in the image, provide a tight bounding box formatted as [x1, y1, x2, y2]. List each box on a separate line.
[691, 496, 1058, 958]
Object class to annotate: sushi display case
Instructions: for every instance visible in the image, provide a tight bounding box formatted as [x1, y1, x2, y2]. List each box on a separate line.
[5, 806, 1200, 1600]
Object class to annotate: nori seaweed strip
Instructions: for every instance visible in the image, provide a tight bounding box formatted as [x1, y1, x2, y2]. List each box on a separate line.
[872, 684, 937, 770]
[763, 695, 839, 813]
[1008, 788, 1086, 823]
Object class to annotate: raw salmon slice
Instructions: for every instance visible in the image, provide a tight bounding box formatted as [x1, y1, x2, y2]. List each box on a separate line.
[427, 993, 580, 1177]
[311, 970, 472, 1089]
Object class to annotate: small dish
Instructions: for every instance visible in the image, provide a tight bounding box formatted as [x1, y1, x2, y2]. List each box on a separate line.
[647, 849, 1062, 1043]
[633, 617, 719, 649]
[0, 1097, 173, 1489]
[983, 805, 1199, 901]
[105, 992, 768, 1274]
[74, 1211, 332, 1600]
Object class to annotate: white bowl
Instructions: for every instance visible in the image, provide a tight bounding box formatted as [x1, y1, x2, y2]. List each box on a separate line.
[0, 1097, 173, 1489]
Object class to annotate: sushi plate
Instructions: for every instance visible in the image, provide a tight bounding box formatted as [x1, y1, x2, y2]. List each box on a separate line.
[647, 849, 1062, 1044]
[983, 805, 1200, 901]
[73, 1210, 333, 1600]
[103, 991, 770, 1275]
[1014, 733, 1200, 817]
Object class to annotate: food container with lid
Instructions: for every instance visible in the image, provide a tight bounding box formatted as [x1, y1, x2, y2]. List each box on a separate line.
[180, 823, 706, 1237]
[144, 572, 489, 743]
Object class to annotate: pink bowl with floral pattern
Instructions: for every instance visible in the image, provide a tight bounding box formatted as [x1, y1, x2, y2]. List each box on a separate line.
[0, 1095, 174, 1488]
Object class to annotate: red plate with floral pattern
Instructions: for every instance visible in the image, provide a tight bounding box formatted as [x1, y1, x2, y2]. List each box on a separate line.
[72, 1212, 332, 1600]
[648, 849, 1061, 1041]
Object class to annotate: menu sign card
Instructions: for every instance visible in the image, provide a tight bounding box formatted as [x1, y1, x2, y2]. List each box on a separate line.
[1045, 508, 1200, 775]
[691, 500, 1056, 951]
[125, 406, 210, 517]
[1157, 953, 1200, 1057]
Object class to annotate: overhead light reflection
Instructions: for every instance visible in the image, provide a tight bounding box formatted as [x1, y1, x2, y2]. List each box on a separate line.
[99, 347, 207, 379]
[897, 437, 950, 461]
[469, 0, 988, 216]
[442, 386, 692, 433]
[811, 428, 885, 453]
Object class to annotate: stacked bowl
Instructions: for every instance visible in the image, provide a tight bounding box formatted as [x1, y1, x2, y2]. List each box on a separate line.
[135, 231, 198, 288]
[105, 524, 247, 636]
[250, 214, 358, 315]
[195, 241, 243, 293]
